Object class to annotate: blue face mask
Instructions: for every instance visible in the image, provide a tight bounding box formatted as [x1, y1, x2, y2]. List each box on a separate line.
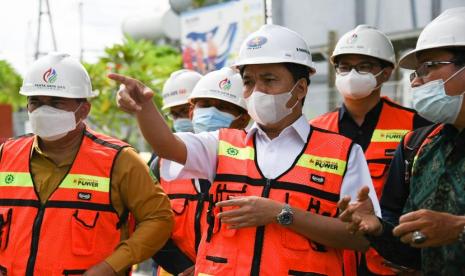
[192, 107, 237, 133]
[173, 118, 194, 133]
[412, 66, 465, 124]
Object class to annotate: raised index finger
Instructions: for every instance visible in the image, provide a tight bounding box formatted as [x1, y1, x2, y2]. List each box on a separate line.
[107, 73, 137, 86]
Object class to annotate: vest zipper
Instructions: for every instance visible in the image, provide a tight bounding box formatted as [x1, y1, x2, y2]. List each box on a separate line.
[26, 204, 46, 276]
[250, 178, 272, 276]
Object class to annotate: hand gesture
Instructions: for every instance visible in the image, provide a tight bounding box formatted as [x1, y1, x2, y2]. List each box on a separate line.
[108, 73, 154, 113]
[338, 186, 382, 235]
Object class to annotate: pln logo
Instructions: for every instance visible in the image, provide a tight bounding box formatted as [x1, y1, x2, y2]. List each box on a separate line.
[219, 78, 232, 91]
[347, 33, 358, 44]
[43, 68, 57, 83]
[246, 36, 267, 49]
[4, 174, 14, 184]
[226, 147, 239, 156]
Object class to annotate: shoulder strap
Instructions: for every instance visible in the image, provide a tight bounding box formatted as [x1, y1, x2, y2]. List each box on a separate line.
[403, 124, 439, 161]
[149, 156, 161, 181]
[403, 124, 440, 185]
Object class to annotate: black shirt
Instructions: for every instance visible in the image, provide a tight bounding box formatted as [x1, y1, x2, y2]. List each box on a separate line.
[338, 98, 431, 152]
[337, 98, 431, 274]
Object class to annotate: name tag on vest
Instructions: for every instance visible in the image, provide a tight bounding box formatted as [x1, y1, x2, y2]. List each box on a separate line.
[78, 192, 92, 201]
[310, 174, 325, 184]
[385, 149, 396, 156]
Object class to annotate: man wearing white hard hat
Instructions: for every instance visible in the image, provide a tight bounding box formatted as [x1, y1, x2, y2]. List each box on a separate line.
[152, 67, 249, 276]
[339, 7, 465, 275]
[0, 53, 173, 276]
[161, 69, 202, 133]
[110, 24, 379, 275]
[311, 25, 430, 276]
[151, 69, 201, 276]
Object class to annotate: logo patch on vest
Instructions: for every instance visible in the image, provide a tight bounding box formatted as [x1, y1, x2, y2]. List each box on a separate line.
[75, 177, 99, 188]
[78, 192, 92, 201]
[310, 158, 339, 171]
[4, 174, 14, 184]
[310, 174, 325, 184]
[372, 129, 409, 143]
[226, 147, 239, 156]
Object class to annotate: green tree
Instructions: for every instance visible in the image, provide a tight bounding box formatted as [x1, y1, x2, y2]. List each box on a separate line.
[85, 37, 182, 148]
[0, 60, 25, 110]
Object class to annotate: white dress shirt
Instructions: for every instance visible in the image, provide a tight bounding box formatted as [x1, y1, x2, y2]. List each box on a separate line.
[161, 115, 381, 216]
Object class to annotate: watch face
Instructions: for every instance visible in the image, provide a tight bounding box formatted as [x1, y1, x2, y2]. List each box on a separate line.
[279, 212, 293, 225]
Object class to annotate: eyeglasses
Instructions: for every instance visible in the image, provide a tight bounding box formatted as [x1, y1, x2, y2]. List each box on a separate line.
[165, 106, 190, 120]
[335, 62, 381, 75]
[409, 60, 456, 82]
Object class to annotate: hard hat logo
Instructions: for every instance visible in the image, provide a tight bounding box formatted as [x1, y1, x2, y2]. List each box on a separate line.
[347, 33, 358, 44]
[246, 36, 267, 49]
[219, 78, 232, 91]
[43, 68, 57, 84]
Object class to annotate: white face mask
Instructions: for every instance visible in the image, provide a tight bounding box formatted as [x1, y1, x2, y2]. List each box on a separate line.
[412, 66, 465, 124]
[245, 82, 299, 125]
[28, 104, 81, 141]
[336, 69, 383, 100]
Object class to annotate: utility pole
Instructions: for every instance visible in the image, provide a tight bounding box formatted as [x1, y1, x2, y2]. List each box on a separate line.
[79, 1, 84, 61]
[431, 0, 441, 20]
[35, 0, 57, 60]
[327, 30, 338, 111]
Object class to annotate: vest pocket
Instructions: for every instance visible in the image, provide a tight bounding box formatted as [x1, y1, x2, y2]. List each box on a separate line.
[171, 198, 188, 215]
[367, 162, 388, 179]
[0, 208, 12, 251]
[71, 209, 99, 256]
[216, 183, 247, 238]
[197, 247, 237, 276]
[62, 269, 86, 275]
[281, 194, 310, 251]
[288, 269, 327, 276]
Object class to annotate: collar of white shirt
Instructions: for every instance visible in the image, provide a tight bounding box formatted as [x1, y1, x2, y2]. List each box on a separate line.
[245, 115, 310, 144]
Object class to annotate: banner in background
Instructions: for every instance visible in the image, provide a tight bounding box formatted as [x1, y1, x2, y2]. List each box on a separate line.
[180, 0, 265, 74]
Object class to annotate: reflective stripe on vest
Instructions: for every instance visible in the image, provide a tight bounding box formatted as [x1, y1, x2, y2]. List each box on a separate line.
[195, 127, 352, 276]
[311, 97, 417, 276]
[160, 167, 210, 262]
[0, 129, 128, 275]
[310, 97, 415, 198]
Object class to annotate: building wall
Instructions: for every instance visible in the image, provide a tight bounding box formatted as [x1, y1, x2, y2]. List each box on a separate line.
[272, 0, 465, 119]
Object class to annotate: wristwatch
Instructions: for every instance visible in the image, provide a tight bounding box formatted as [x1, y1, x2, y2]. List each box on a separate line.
[458, 225, 465, 246]
[276, 204, 294, 226]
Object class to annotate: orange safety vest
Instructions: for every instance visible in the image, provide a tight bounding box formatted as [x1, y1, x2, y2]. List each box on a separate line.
[195, 127, 353, 276]
[159, 169, 210, 262]
[311, 97, 417, 276]
[0, 129, 129, 276]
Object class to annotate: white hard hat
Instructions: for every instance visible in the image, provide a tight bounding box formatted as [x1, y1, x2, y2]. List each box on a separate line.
[188, 67, 246, 110]
[234, 24, 316, 74]
[162, 69, 202, 110]
[399, 7, 465, 69]
[20, 52, 95, 98]
[331, 25, 395, 66]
